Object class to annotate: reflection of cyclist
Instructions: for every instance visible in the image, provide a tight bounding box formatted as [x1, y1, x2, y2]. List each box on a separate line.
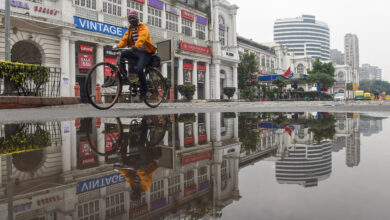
[114, 11, 157, 100]
[116, 117, 161, 201]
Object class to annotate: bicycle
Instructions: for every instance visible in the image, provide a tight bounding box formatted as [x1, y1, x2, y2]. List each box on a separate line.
[84, 48, 166, 110]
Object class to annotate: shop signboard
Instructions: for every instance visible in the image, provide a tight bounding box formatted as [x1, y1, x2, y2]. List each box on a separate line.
[78, 136, 98, 169]
[74, 16, 127, 38]
[148, 0, 163, 9]
[198, 123, 207, 142]
[196, 15, 208, 25]
[184, 63, 193, 83]
[10, 0, 29, 10]
[13, 202, 32, 213]
[197, 65, 206, 83]
[353, 84, 358, 90]
[80, 45, 94, 53]
[133, 0, 145, 3]
[76, 173, 125, 194]
[179, 42, 211, 55]
[130, 205, 148, 219]
[166, 4, 179, 15]
[34, 192, 63, 207]
[199, 181, 210, 191]
[151, 198, 166, 210]
[104, 57, 117, 76]
[181, 10, 195, 21]
[184, 123, 194, 144]
[106, 132, 119, 152]
[184, 185, 197, 196]
[181, 151, 212, 165]
[78, 53, 93, 69]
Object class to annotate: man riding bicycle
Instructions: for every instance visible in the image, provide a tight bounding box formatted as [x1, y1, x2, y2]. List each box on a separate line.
[115, 11, 157, 100]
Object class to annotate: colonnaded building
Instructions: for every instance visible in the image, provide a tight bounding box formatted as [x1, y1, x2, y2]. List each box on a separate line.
[0, 0, 239, 100]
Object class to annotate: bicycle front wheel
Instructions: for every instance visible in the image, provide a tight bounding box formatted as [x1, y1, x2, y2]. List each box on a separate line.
[85, 62, 122, 110]
[144, 68, 166, 108]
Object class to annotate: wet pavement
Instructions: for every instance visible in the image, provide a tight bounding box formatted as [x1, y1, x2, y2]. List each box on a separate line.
[0, 111, 389, 220]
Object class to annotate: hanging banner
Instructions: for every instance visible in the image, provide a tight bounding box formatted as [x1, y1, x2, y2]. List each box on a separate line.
[78, 53, 93, 69]
[197, 65, 206, 83]
[181, 151, 212, 165]
[104, 57, 117, 76]
[105, 132, 119, 152]
[196, 15, 207, 25]
[184, 63, 193, 83]
[198, 123, 207, 142]
[148, 0, 163, 9]
[184, 123, 194, 144]
[179, 42, 211, 55]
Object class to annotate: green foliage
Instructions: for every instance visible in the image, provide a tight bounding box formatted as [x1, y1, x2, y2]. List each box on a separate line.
[238, 52, 259, 89]
[0, 125, 50, 155]
[0, 61, 49, 96]
[272, 77, 287, 91]
[307, 59, 336, 88]
[177, 84, 196, 101]
[239, 113, 260, 153]
[223, 87, 236, 100]
[223, 112, 236, 119]
[240, 86, 257, 101]
[308, 115, 336, 143]
[176, 113, 196, 123]
[359, 80, 390, 94]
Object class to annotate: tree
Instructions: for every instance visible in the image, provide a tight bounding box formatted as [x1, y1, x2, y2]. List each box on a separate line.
[177, 84, 196, 101]
[272, 77, 287, 92]
[223, 87, 236, 100]
[307, 59, 335, 90]
[238, 52, 259, 89]
[359, 80, 390, 94]
[308, 115, 336, 143]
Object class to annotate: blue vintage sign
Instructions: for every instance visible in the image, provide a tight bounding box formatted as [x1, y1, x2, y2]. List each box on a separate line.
[76, 173, 125, 194]
[74, 16, 127, 38]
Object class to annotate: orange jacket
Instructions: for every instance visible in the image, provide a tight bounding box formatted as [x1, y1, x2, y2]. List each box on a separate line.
[119, 162, 158, 192]
[117, 22, 157, 54]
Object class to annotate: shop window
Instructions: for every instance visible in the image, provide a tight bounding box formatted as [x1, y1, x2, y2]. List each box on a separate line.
[182, 18, 193, 36]
[297, 64, 304, 74]
[196, 23, 206, 40]
[168, 175, 181, 195]
[77, 199, 100, 219]
[271, 60, 275, 72]
[106, 192, 125, 218]
[150, 179, 164, 202]
[198, 166, 208, 184]
[261, 56, 265, 67]
[148, 6, 162, 28]
[219, 16, 225, 45]
[103, 0, 122, 16]
[127, 0, 144, 22]
[166, 12, 179, 32]
[184, 170, 195, 188]
[266, 57, 270, 68]
[74, 0, 97, 10]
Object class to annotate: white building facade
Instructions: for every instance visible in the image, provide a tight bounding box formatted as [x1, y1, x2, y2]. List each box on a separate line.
[0, 0, 239, 100]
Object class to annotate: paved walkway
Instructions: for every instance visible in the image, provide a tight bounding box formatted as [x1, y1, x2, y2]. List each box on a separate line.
[0, 101, 389, 123]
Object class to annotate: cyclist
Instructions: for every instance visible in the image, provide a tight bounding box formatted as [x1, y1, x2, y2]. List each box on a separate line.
[114, 11, 157, 100]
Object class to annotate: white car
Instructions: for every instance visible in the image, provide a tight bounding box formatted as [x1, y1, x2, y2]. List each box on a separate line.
[334, 93, 346, 101]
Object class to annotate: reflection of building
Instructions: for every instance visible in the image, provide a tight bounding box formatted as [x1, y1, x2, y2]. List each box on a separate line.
[0, 113, 241, 219]
[360, 115, 384, 136]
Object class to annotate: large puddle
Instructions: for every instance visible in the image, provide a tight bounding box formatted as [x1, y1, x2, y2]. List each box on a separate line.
[0, 112, 388, 219]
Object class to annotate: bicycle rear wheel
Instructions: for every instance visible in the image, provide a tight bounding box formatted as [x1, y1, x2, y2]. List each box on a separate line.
[144, 68, 166, 108]
[85, 62, 122, 110]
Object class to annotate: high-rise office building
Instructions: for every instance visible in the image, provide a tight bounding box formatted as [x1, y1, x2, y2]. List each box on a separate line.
[360, 64, 382, 81]
[344, 34, 360, 70]
[274, 15, 330, 61]
[330, 49, 344, 65]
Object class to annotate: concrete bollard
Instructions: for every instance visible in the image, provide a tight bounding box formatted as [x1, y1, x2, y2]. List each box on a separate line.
[96, 84, 101, 103]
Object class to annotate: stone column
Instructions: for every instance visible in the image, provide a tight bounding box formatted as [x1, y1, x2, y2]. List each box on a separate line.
[163, 131, 169, 146]
[60, 33, 70, 97]
[232, 13, 237, 46]
[214, 63, 221, 99]
[61, 121, 71, 173]
[71, 121, 77, 169]
[97, 124, 105, 164]
[179, 122, 184, 149]
[194, 113, 198, 145]
[205, 63, 210, 100]
[96, 44, 104, 86]
[178, 57, 184, 99]
[162, 63, 168, 78]
[232, 64, 238, 99]
[206, 113, 211, 142]
[69, 40, 76, 96]
[192, 61, 198, 100]
[234, 115, 239, 141]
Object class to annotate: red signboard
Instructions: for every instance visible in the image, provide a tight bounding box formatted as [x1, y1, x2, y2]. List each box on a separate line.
[81, 157, 96, 166]
[183, 63, 193, 70]
[133, 0, 145, 3]
[181, 151, 212, 165]
[179, 42, 211, 55]
[184, 185, 197, 196]
[198, 135, 207, 142]
[105, 132, 119, 152]
[104, 57, 117, 76]
[80, 141, 94, 157]
[80, 45, 94, 53]
[34, 6, 59, 15]
[130, 205, 148, 219]
[197, 65, 206, 71]
[181, 10, 194, 21]
[78, 53, 93, 69]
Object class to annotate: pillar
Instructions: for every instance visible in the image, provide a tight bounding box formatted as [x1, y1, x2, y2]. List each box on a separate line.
[96, 44, 104, 86]
[179, 122, 184, 149]
[205, 63, 210, 100]
[97, 125, 105, 164]
[61, 121, 71, 173]
[233, 64, 238, 99]
[214, 63, 221, 99]
[163, 131, 169, 146]
[194, 113, 198, 145]
[206, 113, 211, 142]
[178, 57, 184, 99]
[71, 121, 77, 169]
[162, 63, 168, 78]
[60, 33, 70, 97]
[234, 115, 238, 141]
[192, 61, 198, 100]
[69, 40, 76, 96]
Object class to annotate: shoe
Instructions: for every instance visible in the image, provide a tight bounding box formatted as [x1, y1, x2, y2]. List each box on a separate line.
[140, 91, 151, 100]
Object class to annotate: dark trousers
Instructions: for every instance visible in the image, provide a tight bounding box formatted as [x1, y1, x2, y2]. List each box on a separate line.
[120, 49, 152, 93]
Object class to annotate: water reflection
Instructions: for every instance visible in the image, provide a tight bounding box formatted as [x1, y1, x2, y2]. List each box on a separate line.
[0, 112, 387, 219]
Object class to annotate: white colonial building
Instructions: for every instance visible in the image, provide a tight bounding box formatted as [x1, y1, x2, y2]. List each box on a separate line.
[0, 0, 239, 100]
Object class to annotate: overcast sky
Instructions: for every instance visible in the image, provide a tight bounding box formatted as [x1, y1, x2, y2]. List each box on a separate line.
[228, 0, 390, 81]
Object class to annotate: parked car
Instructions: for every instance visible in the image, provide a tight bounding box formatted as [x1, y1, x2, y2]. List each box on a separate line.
[334, 93, 346, 101]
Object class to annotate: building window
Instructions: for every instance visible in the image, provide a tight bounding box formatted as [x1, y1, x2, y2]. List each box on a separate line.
[106, 192, 125, 218]
[127, 0, 144, 22]
[168, 175, 181, 195]
[196, 23, 206, 40]
[219, 16, 226, 45]
[182, 18, 193, 36]
[103, 0, 122, 16]
[148, 7, 162, 28]
[74, 0, 97, 9]
[297, 64, 304, 74]
[150, 179, 164, 202]
[184, 170, 195, 188]
[261, 56, 265, 67]
[338, 71, 344, 78]
[77, 199, 100, 219]
[271, 60, 275, 72]
[198, 166, 208, 184]
[166, 12, 179, 32]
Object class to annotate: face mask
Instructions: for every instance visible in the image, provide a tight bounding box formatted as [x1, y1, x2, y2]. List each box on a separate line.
[130, 19, 138, 27]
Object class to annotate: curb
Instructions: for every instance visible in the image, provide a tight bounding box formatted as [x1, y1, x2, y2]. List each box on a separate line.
[0, 96, 81, 109]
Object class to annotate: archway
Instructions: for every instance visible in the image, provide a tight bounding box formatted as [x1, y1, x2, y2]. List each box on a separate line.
[11, 40, 42, 64]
